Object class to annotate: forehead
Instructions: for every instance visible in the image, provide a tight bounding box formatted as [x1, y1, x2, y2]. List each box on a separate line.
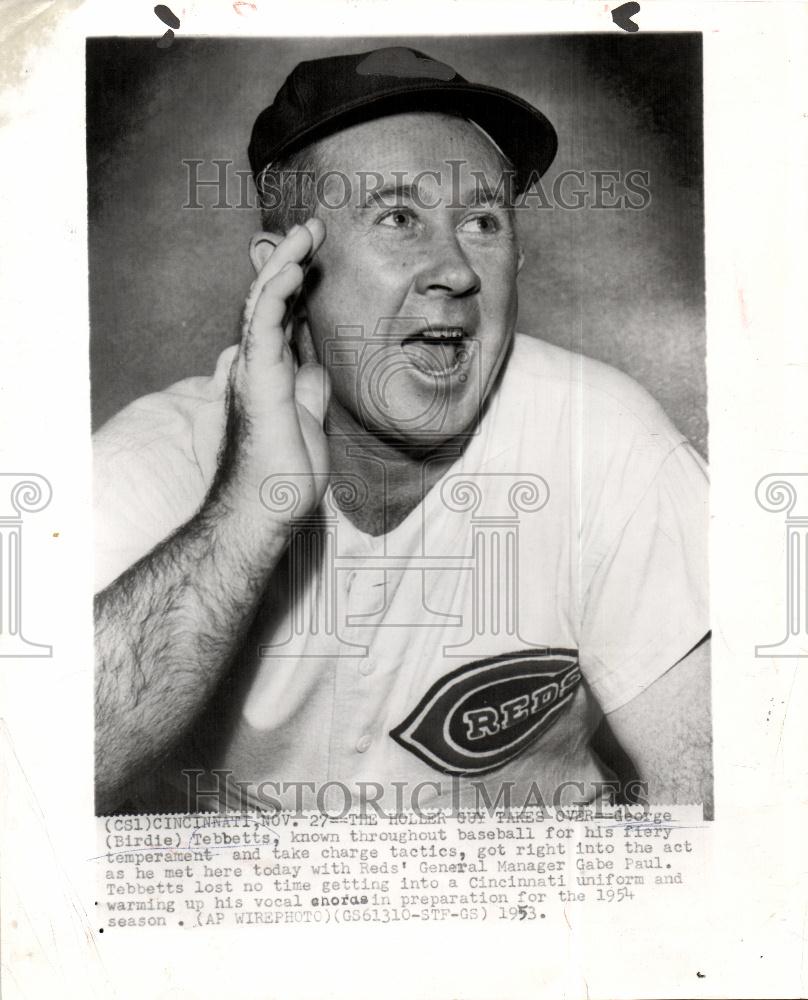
[314, 111, 509, 182]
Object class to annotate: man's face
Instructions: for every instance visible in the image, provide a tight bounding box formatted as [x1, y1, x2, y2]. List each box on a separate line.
[301, 112, 523, 448]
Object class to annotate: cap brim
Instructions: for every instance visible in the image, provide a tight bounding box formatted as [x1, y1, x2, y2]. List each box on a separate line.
[250, 80, 557, 194]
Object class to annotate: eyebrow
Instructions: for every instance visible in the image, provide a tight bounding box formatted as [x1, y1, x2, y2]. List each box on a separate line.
[359, 179, 514, 211]
[466, 182, 512, 208]
[360, 182, 419, 209]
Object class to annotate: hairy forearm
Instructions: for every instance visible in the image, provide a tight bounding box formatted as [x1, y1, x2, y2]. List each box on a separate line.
[94, 499, 289, 812]
[95, 218, 329, 812]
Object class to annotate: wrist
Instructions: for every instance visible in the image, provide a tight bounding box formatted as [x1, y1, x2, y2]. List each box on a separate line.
[196, 488, 292, 567]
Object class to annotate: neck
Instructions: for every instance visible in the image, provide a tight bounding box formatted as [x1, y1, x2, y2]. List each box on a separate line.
[325, 404, 469, 536]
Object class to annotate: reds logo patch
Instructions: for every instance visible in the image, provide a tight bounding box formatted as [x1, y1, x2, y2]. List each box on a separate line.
[390, 649, 581, 776]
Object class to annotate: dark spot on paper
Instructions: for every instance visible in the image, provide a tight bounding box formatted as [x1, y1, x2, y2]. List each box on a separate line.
[154, 5, 180, 48]
[611, 2, 641, 32]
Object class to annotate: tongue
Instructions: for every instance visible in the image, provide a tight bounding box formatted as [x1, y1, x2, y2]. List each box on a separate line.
[401, 340, 458, 374]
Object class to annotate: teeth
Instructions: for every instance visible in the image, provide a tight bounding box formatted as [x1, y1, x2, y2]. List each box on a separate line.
[426, 328, 462, 340]
[414, 328, 462, 340]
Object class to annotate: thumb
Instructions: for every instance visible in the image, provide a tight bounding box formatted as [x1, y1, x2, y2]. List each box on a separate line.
[294, 362, 331, 425]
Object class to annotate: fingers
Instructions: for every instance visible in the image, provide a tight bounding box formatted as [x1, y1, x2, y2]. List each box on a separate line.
[233, 216, 326, 407]
[300, 216, 326, 262]
[244, 262, 305, 366]
[243, 218, 325, 328]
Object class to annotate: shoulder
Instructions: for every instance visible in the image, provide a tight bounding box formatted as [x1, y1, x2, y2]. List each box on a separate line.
[94, 346, 233, 448]
[506, 332, 687, 452]
[92, 349, 233, 591]
[502, 333, 687, 461]
[498, 334, 706, 542]
[93, 346, 234, 483]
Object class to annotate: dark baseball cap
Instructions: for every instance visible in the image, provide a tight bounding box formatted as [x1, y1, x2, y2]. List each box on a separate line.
[248, 46, 558, 194]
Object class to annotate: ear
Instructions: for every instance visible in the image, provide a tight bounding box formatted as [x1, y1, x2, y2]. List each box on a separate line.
[249, 231, 283, 275]
[516, 245, 525, 274]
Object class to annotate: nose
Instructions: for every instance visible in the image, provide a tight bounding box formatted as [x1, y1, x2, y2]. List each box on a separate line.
[414, 232, 481, 298]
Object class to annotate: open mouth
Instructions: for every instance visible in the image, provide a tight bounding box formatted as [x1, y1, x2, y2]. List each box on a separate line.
[400, 326, 468, 376]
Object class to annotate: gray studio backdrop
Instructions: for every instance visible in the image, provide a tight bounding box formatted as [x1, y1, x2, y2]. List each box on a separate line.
[87, 35, 706, 456]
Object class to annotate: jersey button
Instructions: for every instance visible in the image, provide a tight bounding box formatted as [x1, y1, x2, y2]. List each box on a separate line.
[355, 734, 372, 753]
[359, 660, 375, 676]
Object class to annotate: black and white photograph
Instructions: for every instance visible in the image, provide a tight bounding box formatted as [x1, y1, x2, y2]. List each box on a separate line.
[1, 3, 805, 998]
[88, 35, 710, 817]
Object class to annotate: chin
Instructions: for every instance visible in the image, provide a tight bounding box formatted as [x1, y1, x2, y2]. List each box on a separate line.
[381, 412, 481, 454]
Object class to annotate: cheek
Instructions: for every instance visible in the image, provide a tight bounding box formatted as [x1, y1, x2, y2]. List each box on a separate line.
[310, 249, 411, 328]
[480, 268, 520, 318]
[305, 257, 358, 331]
[470, 242, 520, 287]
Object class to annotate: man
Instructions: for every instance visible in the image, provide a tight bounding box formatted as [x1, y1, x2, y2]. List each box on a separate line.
[93, 47, 711, 816]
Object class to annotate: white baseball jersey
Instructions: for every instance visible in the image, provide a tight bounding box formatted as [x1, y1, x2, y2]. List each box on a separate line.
[94, 333, 709, 812]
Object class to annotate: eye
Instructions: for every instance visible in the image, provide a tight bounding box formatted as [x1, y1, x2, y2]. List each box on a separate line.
[458, 213, 501, 234]
[377, 207, 417, 229]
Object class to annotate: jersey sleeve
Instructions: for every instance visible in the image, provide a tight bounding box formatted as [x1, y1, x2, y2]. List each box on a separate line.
[93, 350, 231, 593]
[93, 402, 205, 593]
[578, 440, 709, 715]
